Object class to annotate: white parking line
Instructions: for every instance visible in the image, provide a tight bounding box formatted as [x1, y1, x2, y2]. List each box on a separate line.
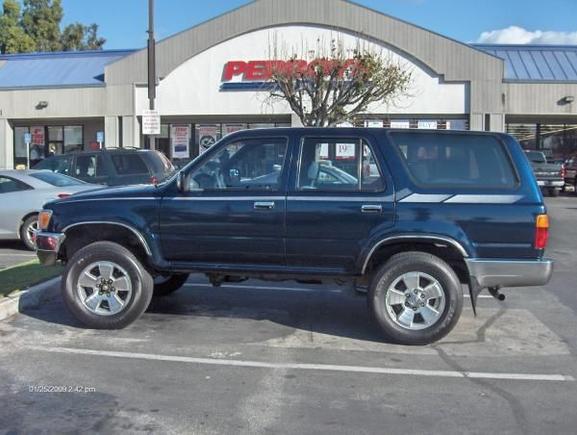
[184, 283, 493, 298]
[33, 346, 574, 382]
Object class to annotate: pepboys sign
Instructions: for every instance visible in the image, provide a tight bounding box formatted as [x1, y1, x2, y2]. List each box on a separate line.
[220, 59, 343, 91]
[221, 60, 290, 91]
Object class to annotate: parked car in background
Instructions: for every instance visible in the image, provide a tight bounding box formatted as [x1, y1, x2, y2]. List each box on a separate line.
[564, 156, 577, 193]
[36, 128, 552, 345]
[33, 148, 175, 186]
[524, 151, 564, 197]
[0, 170, 97, 250]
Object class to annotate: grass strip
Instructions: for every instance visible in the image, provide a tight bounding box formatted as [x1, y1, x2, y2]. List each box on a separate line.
[0, 259, 62, 298]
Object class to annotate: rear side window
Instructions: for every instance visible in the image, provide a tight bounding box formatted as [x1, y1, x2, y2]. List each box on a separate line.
[29, 171, 84, 187]
[0, 176, 31, 193]
[75, 154, 105, 179]
[390, 133, 517, 189]
[297, 137, 385, 192]
[111, 154, 149, 175]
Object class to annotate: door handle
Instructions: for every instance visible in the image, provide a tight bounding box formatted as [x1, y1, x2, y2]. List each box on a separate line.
[361, 204, 382, 213]
[254, 201, 275, 210]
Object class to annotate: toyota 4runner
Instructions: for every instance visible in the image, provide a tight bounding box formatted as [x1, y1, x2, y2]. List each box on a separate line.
[35, 128, 553, 345]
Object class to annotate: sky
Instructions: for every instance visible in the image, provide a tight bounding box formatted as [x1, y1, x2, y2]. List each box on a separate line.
[58, 0, 577, 50]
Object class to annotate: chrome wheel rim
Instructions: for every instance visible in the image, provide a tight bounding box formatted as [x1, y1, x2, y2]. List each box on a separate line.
[385, 271, 446, 331]
[26, 220, 38, 246]
[76, 261, 133, 316]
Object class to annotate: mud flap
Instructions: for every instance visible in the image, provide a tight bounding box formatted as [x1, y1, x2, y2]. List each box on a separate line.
[468, 278, 484, 316]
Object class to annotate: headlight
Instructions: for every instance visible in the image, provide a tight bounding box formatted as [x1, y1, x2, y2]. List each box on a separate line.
[38, 210, 53, 231]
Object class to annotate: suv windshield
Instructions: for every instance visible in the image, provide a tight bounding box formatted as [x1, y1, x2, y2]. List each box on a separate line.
[30, 171, 85, 187]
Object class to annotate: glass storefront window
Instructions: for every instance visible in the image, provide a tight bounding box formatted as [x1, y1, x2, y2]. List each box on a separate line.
[48, 126, 63, 141]
[507, 123, 577, 160]
[64, 126, 83, 153]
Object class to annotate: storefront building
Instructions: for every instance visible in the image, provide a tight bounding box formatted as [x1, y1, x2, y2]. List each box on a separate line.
[1, 0, 576, 169]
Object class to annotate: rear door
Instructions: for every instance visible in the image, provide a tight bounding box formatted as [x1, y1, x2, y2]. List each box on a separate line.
[0, 176, 33, 238]
[285, 133, 395, 272]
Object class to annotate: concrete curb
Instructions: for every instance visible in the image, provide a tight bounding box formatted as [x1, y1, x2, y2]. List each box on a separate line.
[0, 276, 61, 322]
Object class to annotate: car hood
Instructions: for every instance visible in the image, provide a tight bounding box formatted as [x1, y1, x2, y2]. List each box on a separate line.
[58, 184, 159, 201]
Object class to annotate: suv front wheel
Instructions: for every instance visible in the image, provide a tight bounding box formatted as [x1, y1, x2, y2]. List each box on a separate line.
[62, 241, 154, 329]
[368, 252, 463, 345]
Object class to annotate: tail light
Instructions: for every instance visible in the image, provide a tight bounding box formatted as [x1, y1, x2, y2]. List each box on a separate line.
[535, 214, 549, 250]
[560, 164, 566, 178]
[150, 176, 158, 185]
[57, 193, 71, 199]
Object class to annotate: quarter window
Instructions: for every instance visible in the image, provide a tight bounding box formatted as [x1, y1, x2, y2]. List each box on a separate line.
[189, 138, 288, 191]
[0, 176, 31, 194]
[297, 137, 384, 192]
[391, 132, 517, 188]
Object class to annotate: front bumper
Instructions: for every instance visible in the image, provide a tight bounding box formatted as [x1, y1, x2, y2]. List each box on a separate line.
[35, 232, 66, 266]
[537, 180, 564, 188]
[465, 258, 553, 289]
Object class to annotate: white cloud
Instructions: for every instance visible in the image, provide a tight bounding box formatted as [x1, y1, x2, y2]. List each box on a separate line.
[477, 26, 577, 45]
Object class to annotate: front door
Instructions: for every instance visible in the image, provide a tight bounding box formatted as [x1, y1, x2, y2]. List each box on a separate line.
[160, 135, 291, 266]
[285, 134, 395, 273]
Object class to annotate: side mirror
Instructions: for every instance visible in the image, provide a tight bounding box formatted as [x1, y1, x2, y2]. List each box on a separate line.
[176, 171, 189, 193]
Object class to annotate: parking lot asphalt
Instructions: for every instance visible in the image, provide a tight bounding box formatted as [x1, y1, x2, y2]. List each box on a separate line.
[0, 241, 36, 270]
[1, 197, 577, 434]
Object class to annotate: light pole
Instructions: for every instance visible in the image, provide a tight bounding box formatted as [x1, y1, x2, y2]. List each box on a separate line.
[147, 0, 156, 151]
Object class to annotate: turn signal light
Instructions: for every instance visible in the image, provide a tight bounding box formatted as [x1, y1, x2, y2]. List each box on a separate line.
[535, 214, 549, 250]
[38, 210, 53, 231]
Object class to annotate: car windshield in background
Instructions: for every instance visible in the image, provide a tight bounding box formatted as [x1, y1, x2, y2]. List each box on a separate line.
[29, 171, 85, 187]
[525, 151, 546, 163]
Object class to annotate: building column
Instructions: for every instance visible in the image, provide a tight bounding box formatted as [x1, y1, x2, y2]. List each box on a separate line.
[0, 118, 14, 170]
[121, 115, 141, 148]
[104, 116, 119, 148]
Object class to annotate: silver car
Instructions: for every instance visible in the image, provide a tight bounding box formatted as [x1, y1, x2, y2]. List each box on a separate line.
[0, 170, 97, 250]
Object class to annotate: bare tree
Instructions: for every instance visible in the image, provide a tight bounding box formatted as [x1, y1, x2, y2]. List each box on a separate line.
[266, 36, 412, 127]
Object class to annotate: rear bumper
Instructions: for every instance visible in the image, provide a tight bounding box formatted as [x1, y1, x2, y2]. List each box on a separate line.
[537, 180, 564, 187]
[35, 232, 65, 266]
[465, 258, 553, 288]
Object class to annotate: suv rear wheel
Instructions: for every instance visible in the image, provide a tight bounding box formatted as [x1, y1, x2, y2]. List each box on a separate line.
[368, 252, 463, 345]
[62, 241, 153, 329]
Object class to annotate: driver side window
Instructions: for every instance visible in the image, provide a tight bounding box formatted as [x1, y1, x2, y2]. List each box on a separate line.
[189, 137, 288, 191]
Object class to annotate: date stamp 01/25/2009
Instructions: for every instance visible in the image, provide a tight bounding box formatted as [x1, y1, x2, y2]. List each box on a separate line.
[28, 385, 96, 394]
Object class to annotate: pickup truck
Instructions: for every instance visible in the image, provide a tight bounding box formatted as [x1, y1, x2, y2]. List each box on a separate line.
[35, 128, 553, 345]
[524, 151, 564, 197]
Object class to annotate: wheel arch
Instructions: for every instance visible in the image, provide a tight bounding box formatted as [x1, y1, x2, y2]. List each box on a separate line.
[61, 222, 153, 265]
[360, 235, 470, 283]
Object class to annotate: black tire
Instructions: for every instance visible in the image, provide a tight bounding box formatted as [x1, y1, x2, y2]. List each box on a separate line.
[549, 188, 559, 197]
[368, 252, 463, 345]
[153, 274, 189, 297]
[20, 214, 38, 251]
[62, 241, 154, 329]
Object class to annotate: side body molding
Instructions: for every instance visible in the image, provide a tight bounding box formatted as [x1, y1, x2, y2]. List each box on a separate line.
[62, 221, 153, 256]
[360, 234, 470, 274]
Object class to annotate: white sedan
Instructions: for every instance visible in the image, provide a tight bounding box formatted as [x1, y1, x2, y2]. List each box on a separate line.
[0, 170, 97, 250]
